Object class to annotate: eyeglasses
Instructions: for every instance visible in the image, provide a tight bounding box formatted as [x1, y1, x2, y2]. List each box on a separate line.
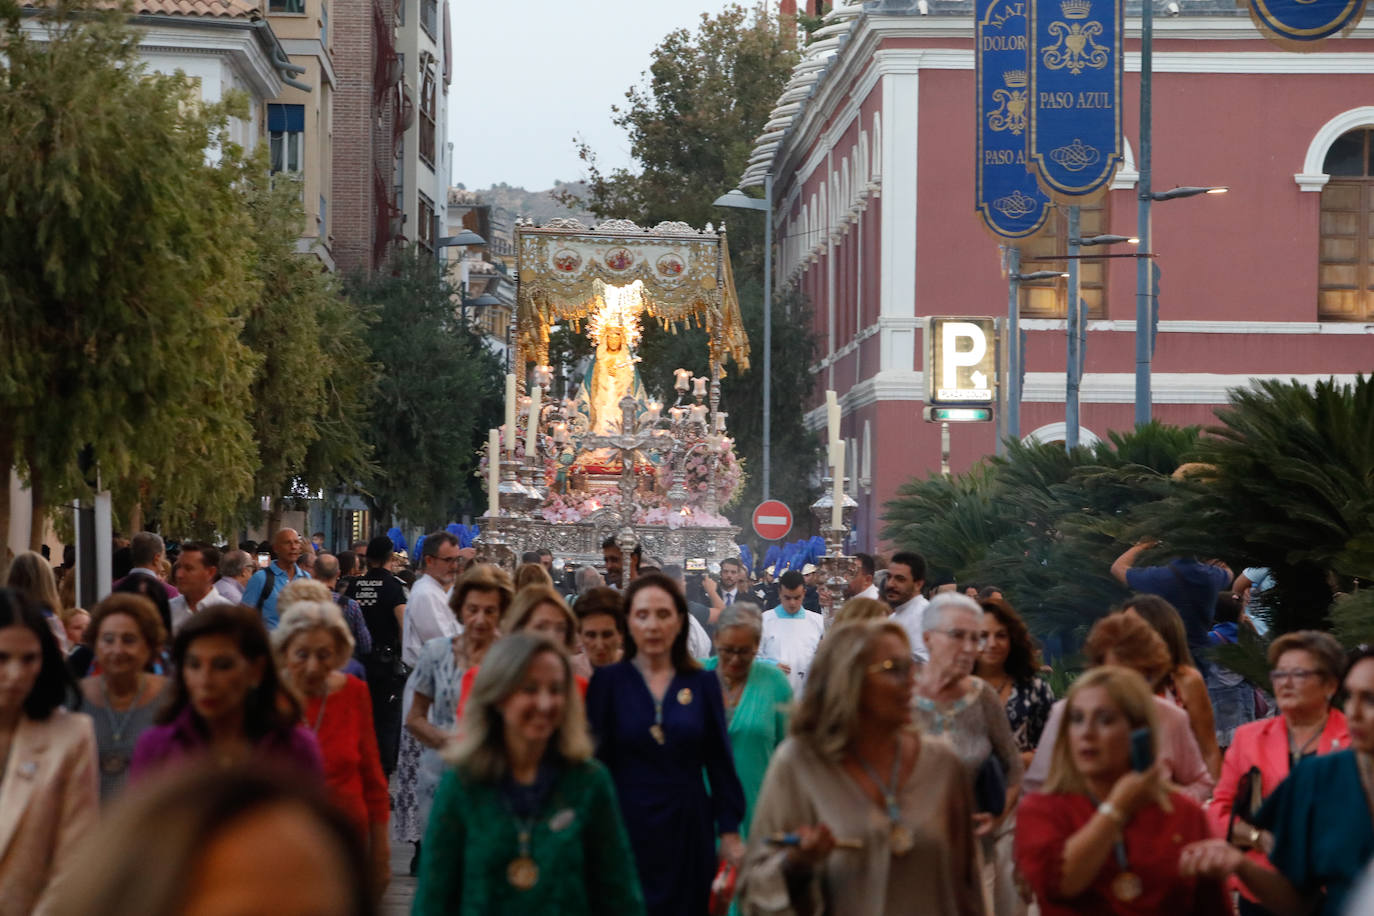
[717, 646, 757, 658]
[1270, 668, 1322, 685]
[867, 657, 915, 679]
[935, 628, 988, 647]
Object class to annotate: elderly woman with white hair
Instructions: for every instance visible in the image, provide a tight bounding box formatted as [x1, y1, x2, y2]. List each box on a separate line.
[701, 602, 793, 837]
[274, 600, 390, 898]
[914, 593, 1024, 911]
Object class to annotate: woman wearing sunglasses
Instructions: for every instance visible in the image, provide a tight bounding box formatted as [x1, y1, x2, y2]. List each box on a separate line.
[737, 619, 985, 915]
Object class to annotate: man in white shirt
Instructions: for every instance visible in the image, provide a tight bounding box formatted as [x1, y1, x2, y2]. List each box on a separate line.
[401, 531, 464, 666]
[886, 550, 930, 663]
[168, 542, 230, 632]
[847, 552, 879, 600]
[759, 570, 826, 695]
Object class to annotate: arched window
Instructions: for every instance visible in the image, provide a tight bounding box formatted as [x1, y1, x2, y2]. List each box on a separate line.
[1319, 128, 1374, 320]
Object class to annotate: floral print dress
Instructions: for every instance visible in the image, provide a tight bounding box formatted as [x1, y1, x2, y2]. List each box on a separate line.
[390, 635, 467, 844]
[1004, 676, 1056, 754]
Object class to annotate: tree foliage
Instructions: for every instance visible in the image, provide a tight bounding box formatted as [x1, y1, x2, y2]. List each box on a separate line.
[240, 169, 377, 527]
[346, 251, 504, 529]
[0, 1, 261, 541]
[1138, 376, 1374, 635]
[883, 424, 1201, 636]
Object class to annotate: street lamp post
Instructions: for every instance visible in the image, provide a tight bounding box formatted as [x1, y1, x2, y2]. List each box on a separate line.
[714, 177, 773, 500]
[1005, 265, 1069, 450]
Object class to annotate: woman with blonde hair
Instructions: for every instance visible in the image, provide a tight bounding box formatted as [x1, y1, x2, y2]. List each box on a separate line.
[273, 600, 390, 898]
[1024, 613, 1214, 803]
[6, 549, 69, 650]
[1016, 666, 1226, 915]
[738, 619, 984, 915]
[413, 633, 645, 913]
[832, 596, 891, 626]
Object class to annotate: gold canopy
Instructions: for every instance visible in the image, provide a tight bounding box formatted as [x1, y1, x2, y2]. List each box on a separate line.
[514, 218, 750, 373]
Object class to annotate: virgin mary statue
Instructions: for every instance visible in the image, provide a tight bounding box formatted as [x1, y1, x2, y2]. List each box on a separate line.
[583, 280, 646, 436]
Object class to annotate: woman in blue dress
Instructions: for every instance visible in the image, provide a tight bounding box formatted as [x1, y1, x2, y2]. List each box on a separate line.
[585, 572, 746, 916]
[1180, 646, 1374, 916]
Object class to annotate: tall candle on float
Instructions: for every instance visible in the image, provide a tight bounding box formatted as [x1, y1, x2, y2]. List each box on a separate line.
[825, 390, 841, 467]
[487, 429, 500, 517]
[503, 374, 517, 454]
[525, 384, 542, 460]
[831, 439, 846, 531]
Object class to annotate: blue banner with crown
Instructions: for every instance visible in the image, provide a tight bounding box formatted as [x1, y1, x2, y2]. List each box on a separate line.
[976, 0, 1052, 240]
[1028, 0, 1122, 201]
[1241, 0, 1368, 50]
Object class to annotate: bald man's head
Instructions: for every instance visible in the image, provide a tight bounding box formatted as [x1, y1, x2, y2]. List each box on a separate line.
[272, 528, 302, 569]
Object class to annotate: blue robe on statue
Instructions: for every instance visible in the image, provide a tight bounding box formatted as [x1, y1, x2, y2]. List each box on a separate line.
[585, 662, 745, 916]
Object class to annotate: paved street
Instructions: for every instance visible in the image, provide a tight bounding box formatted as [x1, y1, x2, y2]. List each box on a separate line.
[382, 840, 416, 916]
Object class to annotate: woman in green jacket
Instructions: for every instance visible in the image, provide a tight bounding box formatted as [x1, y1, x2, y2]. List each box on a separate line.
[413, 632, 645, 915]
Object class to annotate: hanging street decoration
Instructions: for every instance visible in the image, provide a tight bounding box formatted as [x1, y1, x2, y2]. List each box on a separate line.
[1028, 0, 1123, 201]
[1241, 0, 1368, 50]
[976, 0, 1052, 240]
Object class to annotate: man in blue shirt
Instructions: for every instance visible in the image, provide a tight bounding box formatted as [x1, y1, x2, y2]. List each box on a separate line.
[1111, 537, 1232, 658]
[241, 527, 310, 629]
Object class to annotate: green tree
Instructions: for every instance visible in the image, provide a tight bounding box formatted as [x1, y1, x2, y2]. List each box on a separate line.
[563, 3, 819, 523]
[883, 424, 1201, 637]
[347, 250, 504, 528]
[239, 169, 377, 532]
[1140, 376, 1374, 635]
[0, 1, 261, 547]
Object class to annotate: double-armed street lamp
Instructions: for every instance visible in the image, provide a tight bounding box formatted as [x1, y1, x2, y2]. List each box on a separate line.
[713, 180, 773, 500]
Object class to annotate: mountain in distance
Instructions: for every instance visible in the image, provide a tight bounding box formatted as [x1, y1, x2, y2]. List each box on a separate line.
[471, 180, 597, 226]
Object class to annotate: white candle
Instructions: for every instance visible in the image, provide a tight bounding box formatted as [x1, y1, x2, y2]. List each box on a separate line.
[525, 385, 542, 458]
[670, 407, 685, 422]
[831, 440, 845, 530]
[487, 429, 500, 517]
[535, 365, 553, 387]
[554, 422, 568, 444]
[826, 390, 841, 456]
[689, 404, 708, 425]
[674, 368, 692, 392]
[645, 402, 662, 422]
[693, 376, 708, 398]
[504, 374, 517, 454]
[715, 411, 728, 433]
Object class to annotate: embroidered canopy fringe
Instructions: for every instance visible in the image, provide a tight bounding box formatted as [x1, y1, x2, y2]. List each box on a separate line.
[515, 220, 750, 372]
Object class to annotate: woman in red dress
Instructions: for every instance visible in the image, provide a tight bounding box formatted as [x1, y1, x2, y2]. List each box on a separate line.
[1015, 665, 1228, 915]
[274, 600, 390, 899]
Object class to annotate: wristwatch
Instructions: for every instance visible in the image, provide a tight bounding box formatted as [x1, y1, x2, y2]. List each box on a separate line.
[1096, 801, 1126, 826]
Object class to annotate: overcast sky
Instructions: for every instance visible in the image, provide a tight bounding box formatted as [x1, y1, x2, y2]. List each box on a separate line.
[446, 1, 745, 191]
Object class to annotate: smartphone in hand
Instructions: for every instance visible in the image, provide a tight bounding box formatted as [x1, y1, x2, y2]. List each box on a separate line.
[1129, 727, 1154, 772]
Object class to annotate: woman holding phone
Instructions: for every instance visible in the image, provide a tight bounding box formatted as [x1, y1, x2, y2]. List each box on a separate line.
[1015, 666, 1227, 915]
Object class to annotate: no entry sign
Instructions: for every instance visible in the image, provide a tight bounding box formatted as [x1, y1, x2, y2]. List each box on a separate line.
[752, 500, 793, 541]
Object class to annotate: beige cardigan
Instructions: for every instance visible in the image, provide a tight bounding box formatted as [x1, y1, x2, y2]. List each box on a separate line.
[0, 709, 98, 915]
[738, 734, 985, 916]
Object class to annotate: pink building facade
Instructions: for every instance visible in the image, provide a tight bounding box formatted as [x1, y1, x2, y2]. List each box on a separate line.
[738, 0, 1374, 552]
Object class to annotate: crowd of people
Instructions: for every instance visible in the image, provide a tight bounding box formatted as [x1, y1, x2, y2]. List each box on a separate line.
[0, 530, 1370, 915]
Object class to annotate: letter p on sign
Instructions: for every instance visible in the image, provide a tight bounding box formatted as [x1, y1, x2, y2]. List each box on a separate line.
[942, 322, 987, 392]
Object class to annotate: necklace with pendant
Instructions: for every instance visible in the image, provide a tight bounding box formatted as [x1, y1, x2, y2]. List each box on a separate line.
[854, 738, 913, 856]
[100, 674, 144, 776]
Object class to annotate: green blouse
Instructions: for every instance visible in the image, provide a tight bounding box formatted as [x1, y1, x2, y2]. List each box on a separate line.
[412, 758, 646, 916]
[701, 658, 793, 836]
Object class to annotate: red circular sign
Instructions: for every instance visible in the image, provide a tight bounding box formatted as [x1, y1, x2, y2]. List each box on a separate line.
[751, 500, 793, 541]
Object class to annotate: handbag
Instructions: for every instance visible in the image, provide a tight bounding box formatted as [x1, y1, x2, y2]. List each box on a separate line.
[709, 860, 738, 915]
[1226, 765, 1263, 846]
[975, 754, 1008, 816]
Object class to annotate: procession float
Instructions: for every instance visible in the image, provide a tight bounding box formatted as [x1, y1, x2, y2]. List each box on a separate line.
[476, 217, 750, 583]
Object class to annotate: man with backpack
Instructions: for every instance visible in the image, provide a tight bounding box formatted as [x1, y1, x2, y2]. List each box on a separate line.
[241, 527, 310, 630]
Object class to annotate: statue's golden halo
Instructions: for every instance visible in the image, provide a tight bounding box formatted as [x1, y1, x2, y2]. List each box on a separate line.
[586, 279, 645, 349]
